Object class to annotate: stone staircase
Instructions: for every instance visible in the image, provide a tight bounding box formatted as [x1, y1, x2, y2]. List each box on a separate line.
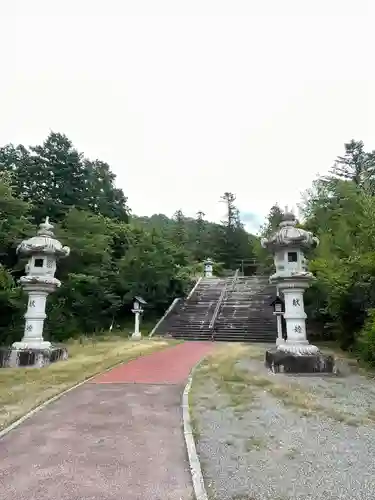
[153, 275, 277, 342]
[152, 277, 227, 340]
[213, 276, 277, 342]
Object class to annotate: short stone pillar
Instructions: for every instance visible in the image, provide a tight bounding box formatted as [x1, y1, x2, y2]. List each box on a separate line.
[131, 296, 147, 340]
[261, 209, 334, 373]
[203, 258, 213, 278]
[270, 296, 285, 346]
[0, 218, 70, 368]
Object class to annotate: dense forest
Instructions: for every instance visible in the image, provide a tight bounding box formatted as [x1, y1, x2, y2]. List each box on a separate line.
[0, 132, 256, 344]
[1, 133, 375, 365]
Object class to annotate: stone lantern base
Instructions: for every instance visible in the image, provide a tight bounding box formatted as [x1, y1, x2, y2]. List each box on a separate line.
[265, 347, 335, 374]
[0, 345, 68, 368]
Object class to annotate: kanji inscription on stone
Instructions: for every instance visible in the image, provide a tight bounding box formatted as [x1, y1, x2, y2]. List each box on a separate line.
[292, 298, 300, 307]
[29, 300, 36, 308]
[294, 325, 302, 333]
[26, 324, 33, 332]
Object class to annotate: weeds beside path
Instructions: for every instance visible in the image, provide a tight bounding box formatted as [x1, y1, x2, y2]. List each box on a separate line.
[0, 337, 179, 430]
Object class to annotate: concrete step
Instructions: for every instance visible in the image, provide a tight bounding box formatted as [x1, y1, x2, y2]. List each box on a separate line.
[153, 274, 279, 342]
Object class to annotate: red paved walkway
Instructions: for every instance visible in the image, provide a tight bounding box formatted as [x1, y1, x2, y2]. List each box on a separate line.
[92, 340, 213, 384]
[0, 340, 214, 500]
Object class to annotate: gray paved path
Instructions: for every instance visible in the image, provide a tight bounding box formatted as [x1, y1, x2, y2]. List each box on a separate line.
[0, 342, 214, 499]
[0, 384, 193, 500]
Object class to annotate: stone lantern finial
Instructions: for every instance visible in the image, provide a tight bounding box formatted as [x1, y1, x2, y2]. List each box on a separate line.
[37, 217, 54, 237]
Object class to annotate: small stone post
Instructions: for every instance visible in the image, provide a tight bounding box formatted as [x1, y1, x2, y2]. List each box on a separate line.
[276, 314, 283, 345]
[261, 209, 334, 373]
[203, 258, 213, 278]
[13, 217, 70, 350]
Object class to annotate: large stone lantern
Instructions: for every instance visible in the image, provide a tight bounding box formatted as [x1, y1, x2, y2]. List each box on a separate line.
[261, 209, 334, 373]
[13, 217, 70, 351]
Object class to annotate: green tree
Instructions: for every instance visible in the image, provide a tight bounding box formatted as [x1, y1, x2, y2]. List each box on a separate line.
[216, 192, 255, 271]
[253, 204, 284, 272]
[172, 209, 187, 247]
[0, 174, 32, 343]
[0, 132, 130, 223]
[259, 204, 283, 237]
[329, 139, 375, 188]
[0, 172, 33, 270]
[0, 265, 25, 345]
[299, 143, 375, 355]
[194, 210, 206, 261]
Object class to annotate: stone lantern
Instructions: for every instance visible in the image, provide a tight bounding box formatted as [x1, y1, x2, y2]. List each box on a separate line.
[13, 217, 70, 354]
[203, 258, 213, 278]
[131, 296, 147, 340]
[261, 209, 334, 373]
[270, 295, 285, 346]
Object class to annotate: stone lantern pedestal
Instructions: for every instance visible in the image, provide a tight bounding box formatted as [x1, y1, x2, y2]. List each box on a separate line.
[0, 218, 70, 368]
[277, 279, 315, 355]
[261, 209, 335, 374]
[12, 279, 58, 350]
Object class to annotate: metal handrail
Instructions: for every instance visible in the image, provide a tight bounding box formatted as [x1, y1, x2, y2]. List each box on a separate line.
[149, 276, 202, 337]
[149, 298, 181, 337]
[209, 269, 239, 331]
[209, 286, 227, 330]
[229, 268, 239, 293]
[186, 276, 202, 300]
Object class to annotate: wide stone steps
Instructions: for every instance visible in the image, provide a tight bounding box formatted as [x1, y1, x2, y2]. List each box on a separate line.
[152, 276, 228, 338]
[152, 275, 278, 342]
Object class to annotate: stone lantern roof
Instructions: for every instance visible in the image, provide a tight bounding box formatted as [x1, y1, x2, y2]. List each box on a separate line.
[17, 217, 70, 258]
[261, 211, 319, 251]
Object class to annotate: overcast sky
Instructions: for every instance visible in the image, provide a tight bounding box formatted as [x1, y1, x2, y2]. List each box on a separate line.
[1, 0, 374, 232]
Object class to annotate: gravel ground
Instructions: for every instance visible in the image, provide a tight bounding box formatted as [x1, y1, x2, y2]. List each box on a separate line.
[191, 346, 375, 500]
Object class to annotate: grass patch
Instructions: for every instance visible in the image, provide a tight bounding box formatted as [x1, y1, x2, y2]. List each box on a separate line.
[189, 409, 201, 440]
[285, 447, 300, 459]
[231, 495, 257, 500]
[192, 343, 367, 426]
[317, 341, 375, 378]
[244, 435, 266, 451]
[0, 337, 179, 430]
[366, 408, 375, 423]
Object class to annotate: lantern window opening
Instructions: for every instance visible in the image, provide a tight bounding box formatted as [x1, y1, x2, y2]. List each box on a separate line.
[288, 252, 298, 263]
[34, 258, 44, 268]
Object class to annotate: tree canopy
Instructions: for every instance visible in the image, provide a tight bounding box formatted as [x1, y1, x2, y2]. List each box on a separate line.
[0, 132, 256, 344]
[0, 132, 130, 224]
[298, 140, 375, 363]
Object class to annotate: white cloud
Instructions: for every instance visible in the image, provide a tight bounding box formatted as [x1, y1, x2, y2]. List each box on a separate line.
[1, 0, 374, 232]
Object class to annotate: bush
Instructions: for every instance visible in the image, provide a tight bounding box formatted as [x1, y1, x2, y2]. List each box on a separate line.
[0, 265, 25, 345]
[356, 308, 375, 366]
